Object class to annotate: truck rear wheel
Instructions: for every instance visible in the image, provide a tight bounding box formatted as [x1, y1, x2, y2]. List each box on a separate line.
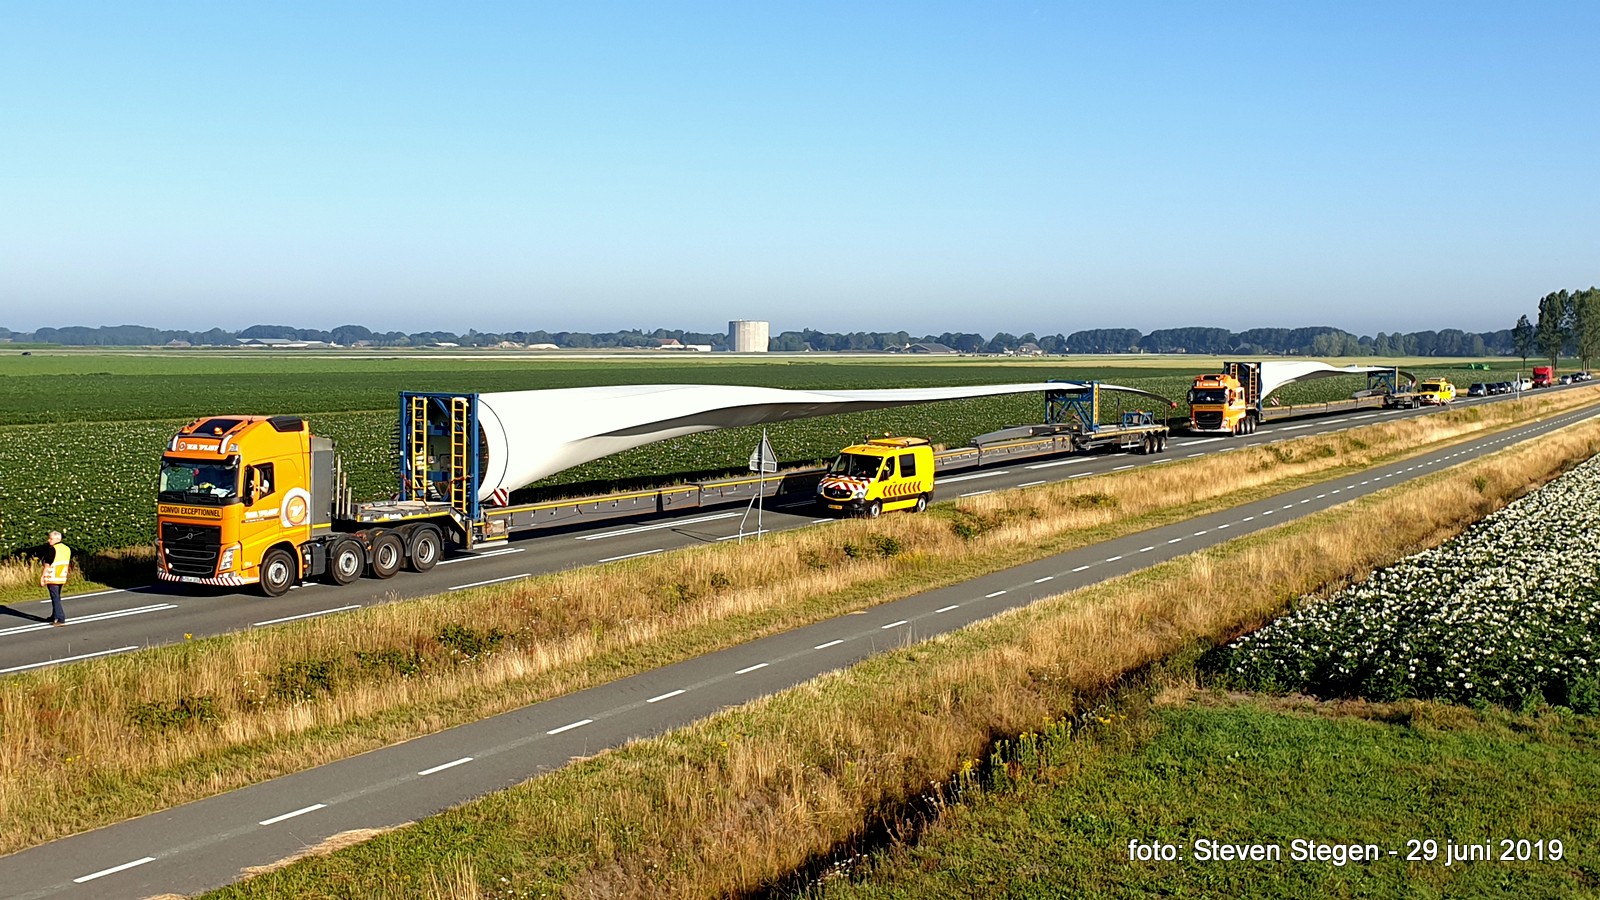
[407, 527, 441, 572]
[260, 548, 297, 598]
[327, 539, 363, 585]
[369, 533, 403, 579]
[913, 494, 929, 513]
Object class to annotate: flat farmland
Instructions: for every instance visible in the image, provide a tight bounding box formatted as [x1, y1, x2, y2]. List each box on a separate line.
[0, 350, 1511, 555]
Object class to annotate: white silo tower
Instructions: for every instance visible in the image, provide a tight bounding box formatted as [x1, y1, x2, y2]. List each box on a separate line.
[729, 320, 770, 353]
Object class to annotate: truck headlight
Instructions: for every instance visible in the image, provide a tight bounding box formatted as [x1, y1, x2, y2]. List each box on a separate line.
[218, 543, 240, 572]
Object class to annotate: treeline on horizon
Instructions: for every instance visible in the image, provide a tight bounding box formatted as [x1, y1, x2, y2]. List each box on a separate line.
[0, 322, 1522, 356]
[3, 285, 1597, 361]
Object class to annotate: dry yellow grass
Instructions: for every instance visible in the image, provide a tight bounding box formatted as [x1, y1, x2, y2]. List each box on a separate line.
[253, 411, 1600, 900]
[0, 387, 1595, 856]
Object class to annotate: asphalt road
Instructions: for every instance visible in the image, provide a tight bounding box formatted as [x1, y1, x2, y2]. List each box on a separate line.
[0, 385, 1588, 677]
[2, 394, 1597, 899]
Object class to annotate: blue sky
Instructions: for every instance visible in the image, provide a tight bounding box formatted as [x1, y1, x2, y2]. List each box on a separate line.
[2, 2, 1595, 336]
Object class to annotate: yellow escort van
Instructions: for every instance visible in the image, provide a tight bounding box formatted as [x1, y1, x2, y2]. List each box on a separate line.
[816, 436, 935, 517]
[1415, 379, 1456, 406]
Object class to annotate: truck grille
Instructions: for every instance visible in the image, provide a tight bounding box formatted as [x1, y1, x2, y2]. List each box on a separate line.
[161, 522, 222, 577]
[1193, 411, 1224, 429]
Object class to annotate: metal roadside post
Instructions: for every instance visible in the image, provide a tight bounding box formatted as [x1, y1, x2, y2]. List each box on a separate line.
[740, 429, 779, 542]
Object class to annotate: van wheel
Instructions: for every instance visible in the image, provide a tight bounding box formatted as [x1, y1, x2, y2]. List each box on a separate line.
[260, 548, 297, 597]
[864, 500, 882, 519]
[408, 528, 441, 572]
[327, 539, 363, 585]
[369, 533, 403, 579]
[914, 494, 929, 513]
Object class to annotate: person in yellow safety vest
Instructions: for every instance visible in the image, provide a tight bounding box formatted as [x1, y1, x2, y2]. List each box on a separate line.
[40, 530, 71, 626]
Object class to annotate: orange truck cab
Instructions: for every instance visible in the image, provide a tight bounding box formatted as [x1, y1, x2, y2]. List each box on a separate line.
[816, 437, 935, 518]
[156, 416, 321, 592]
[1186, 373, 1257, 435]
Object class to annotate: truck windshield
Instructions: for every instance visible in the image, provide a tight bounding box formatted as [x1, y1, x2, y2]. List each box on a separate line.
[1188, 389, 1228, 405]
[159, 458, 240, 502]
[1419, 382, 1442, 392]
[828, 453, 884, 478]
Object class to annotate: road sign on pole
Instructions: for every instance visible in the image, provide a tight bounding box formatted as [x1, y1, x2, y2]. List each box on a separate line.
[741, 430, 777, 541]
[749, 433, 778, 474]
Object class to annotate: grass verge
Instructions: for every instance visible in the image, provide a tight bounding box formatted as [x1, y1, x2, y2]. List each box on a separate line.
[198, 406, 1600, 898]
[807, 690, 1600, 899]
[1, 388, 1596, 855]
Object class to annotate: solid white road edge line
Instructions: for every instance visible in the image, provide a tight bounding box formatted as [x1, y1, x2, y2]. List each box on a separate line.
[2, 646, 140, 674]
[577, 511, 743, 540]
[252, 605, 361, 627]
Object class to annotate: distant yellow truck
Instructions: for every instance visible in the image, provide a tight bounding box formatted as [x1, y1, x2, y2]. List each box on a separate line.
[1415, 379, 1456, 405]
[816, 436, 935, 517]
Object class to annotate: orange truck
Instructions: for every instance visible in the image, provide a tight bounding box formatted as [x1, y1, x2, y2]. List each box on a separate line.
[1185, 371, 1258, 435]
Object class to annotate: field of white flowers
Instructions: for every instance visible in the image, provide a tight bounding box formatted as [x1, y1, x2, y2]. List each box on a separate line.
[1217, 454, 1600, 711]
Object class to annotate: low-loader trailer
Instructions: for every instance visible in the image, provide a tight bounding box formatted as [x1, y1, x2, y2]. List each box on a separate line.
[1187, 363, 1408, 435]
[157, 385, 1170, 597]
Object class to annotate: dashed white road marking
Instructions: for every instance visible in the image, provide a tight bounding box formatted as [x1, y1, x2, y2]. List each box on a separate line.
[1071, 565, 1091, 572]
[259, 803, 326, 826]
[1139, 546, 1155, 552]
[1105, 555, 1123, 562]
[1177, 437, 1226, 446]
[647, 689, 686, 703]
[252, 604, 361, 627]
[1025, 457, 1092, 470]
[546, 719, 593, 735]
[985, 590, 1007, 598]
[936, 604, 960, 613]
[74, 857, 157, 884]
[1112, 464, 1135, 471]
[578, 512, 741, 540]
[1193, 530, 1208, 536]
[437, 547, 525, 565]
[1168, 538, 1183, 544]
[814, 639, 845, 650]
[959, 489, 993, 498]
[1019, 480, 1048, 487]
[939, 470, 1011, 484]
[1070, 472, 1095, 478]
[735, 662, 768, 674]
[880, 619, 909, 629]
[418, 757, 474, 776]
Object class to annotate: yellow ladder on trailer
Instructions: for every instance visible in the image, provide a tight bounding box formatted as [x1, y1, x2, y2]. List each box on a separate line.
[408, 395, 429, 500]
[449, 396, 470, 515]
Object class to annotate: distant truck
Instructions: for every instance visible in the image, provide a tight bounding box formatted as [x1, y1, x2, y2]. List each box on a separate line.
[1186, 362, 1407, 434]
[1532, 366, 1555, 388]
[816, 437, 935, 518]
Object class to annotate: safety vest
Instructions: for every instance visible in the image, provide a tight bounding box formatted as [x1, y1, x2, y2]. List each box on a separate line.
[41, 543, 71, 585]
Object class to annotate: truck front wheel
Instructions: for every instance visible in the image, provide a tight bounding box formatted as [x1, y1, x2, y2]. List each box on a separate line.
[260, 548, 297, 598]
[369, 533, 403, 579]
[407, 528, 442, 572]
[864, 500, 882, 519]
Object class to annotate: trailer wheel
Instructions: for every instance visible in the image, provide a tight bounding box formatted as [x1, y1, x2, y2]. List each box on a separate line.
[913, 494, 929, 513]
[368, 533, 403, 579]
[260, 548, 297, 598]
[1160, 434, 1169, 451]
[327, 539, 363, 585]
[864, 500, 882, 519]
[407, 527, 442, 572]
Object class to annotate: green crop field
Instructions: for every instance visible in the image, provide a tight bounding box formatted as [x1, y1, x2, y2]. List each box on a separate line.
[0, 349, 1514, 555]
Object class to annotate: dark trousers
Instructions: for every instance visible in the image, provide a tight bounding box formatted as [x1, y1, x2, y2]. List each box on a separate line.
[47, 583, 65, 623]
